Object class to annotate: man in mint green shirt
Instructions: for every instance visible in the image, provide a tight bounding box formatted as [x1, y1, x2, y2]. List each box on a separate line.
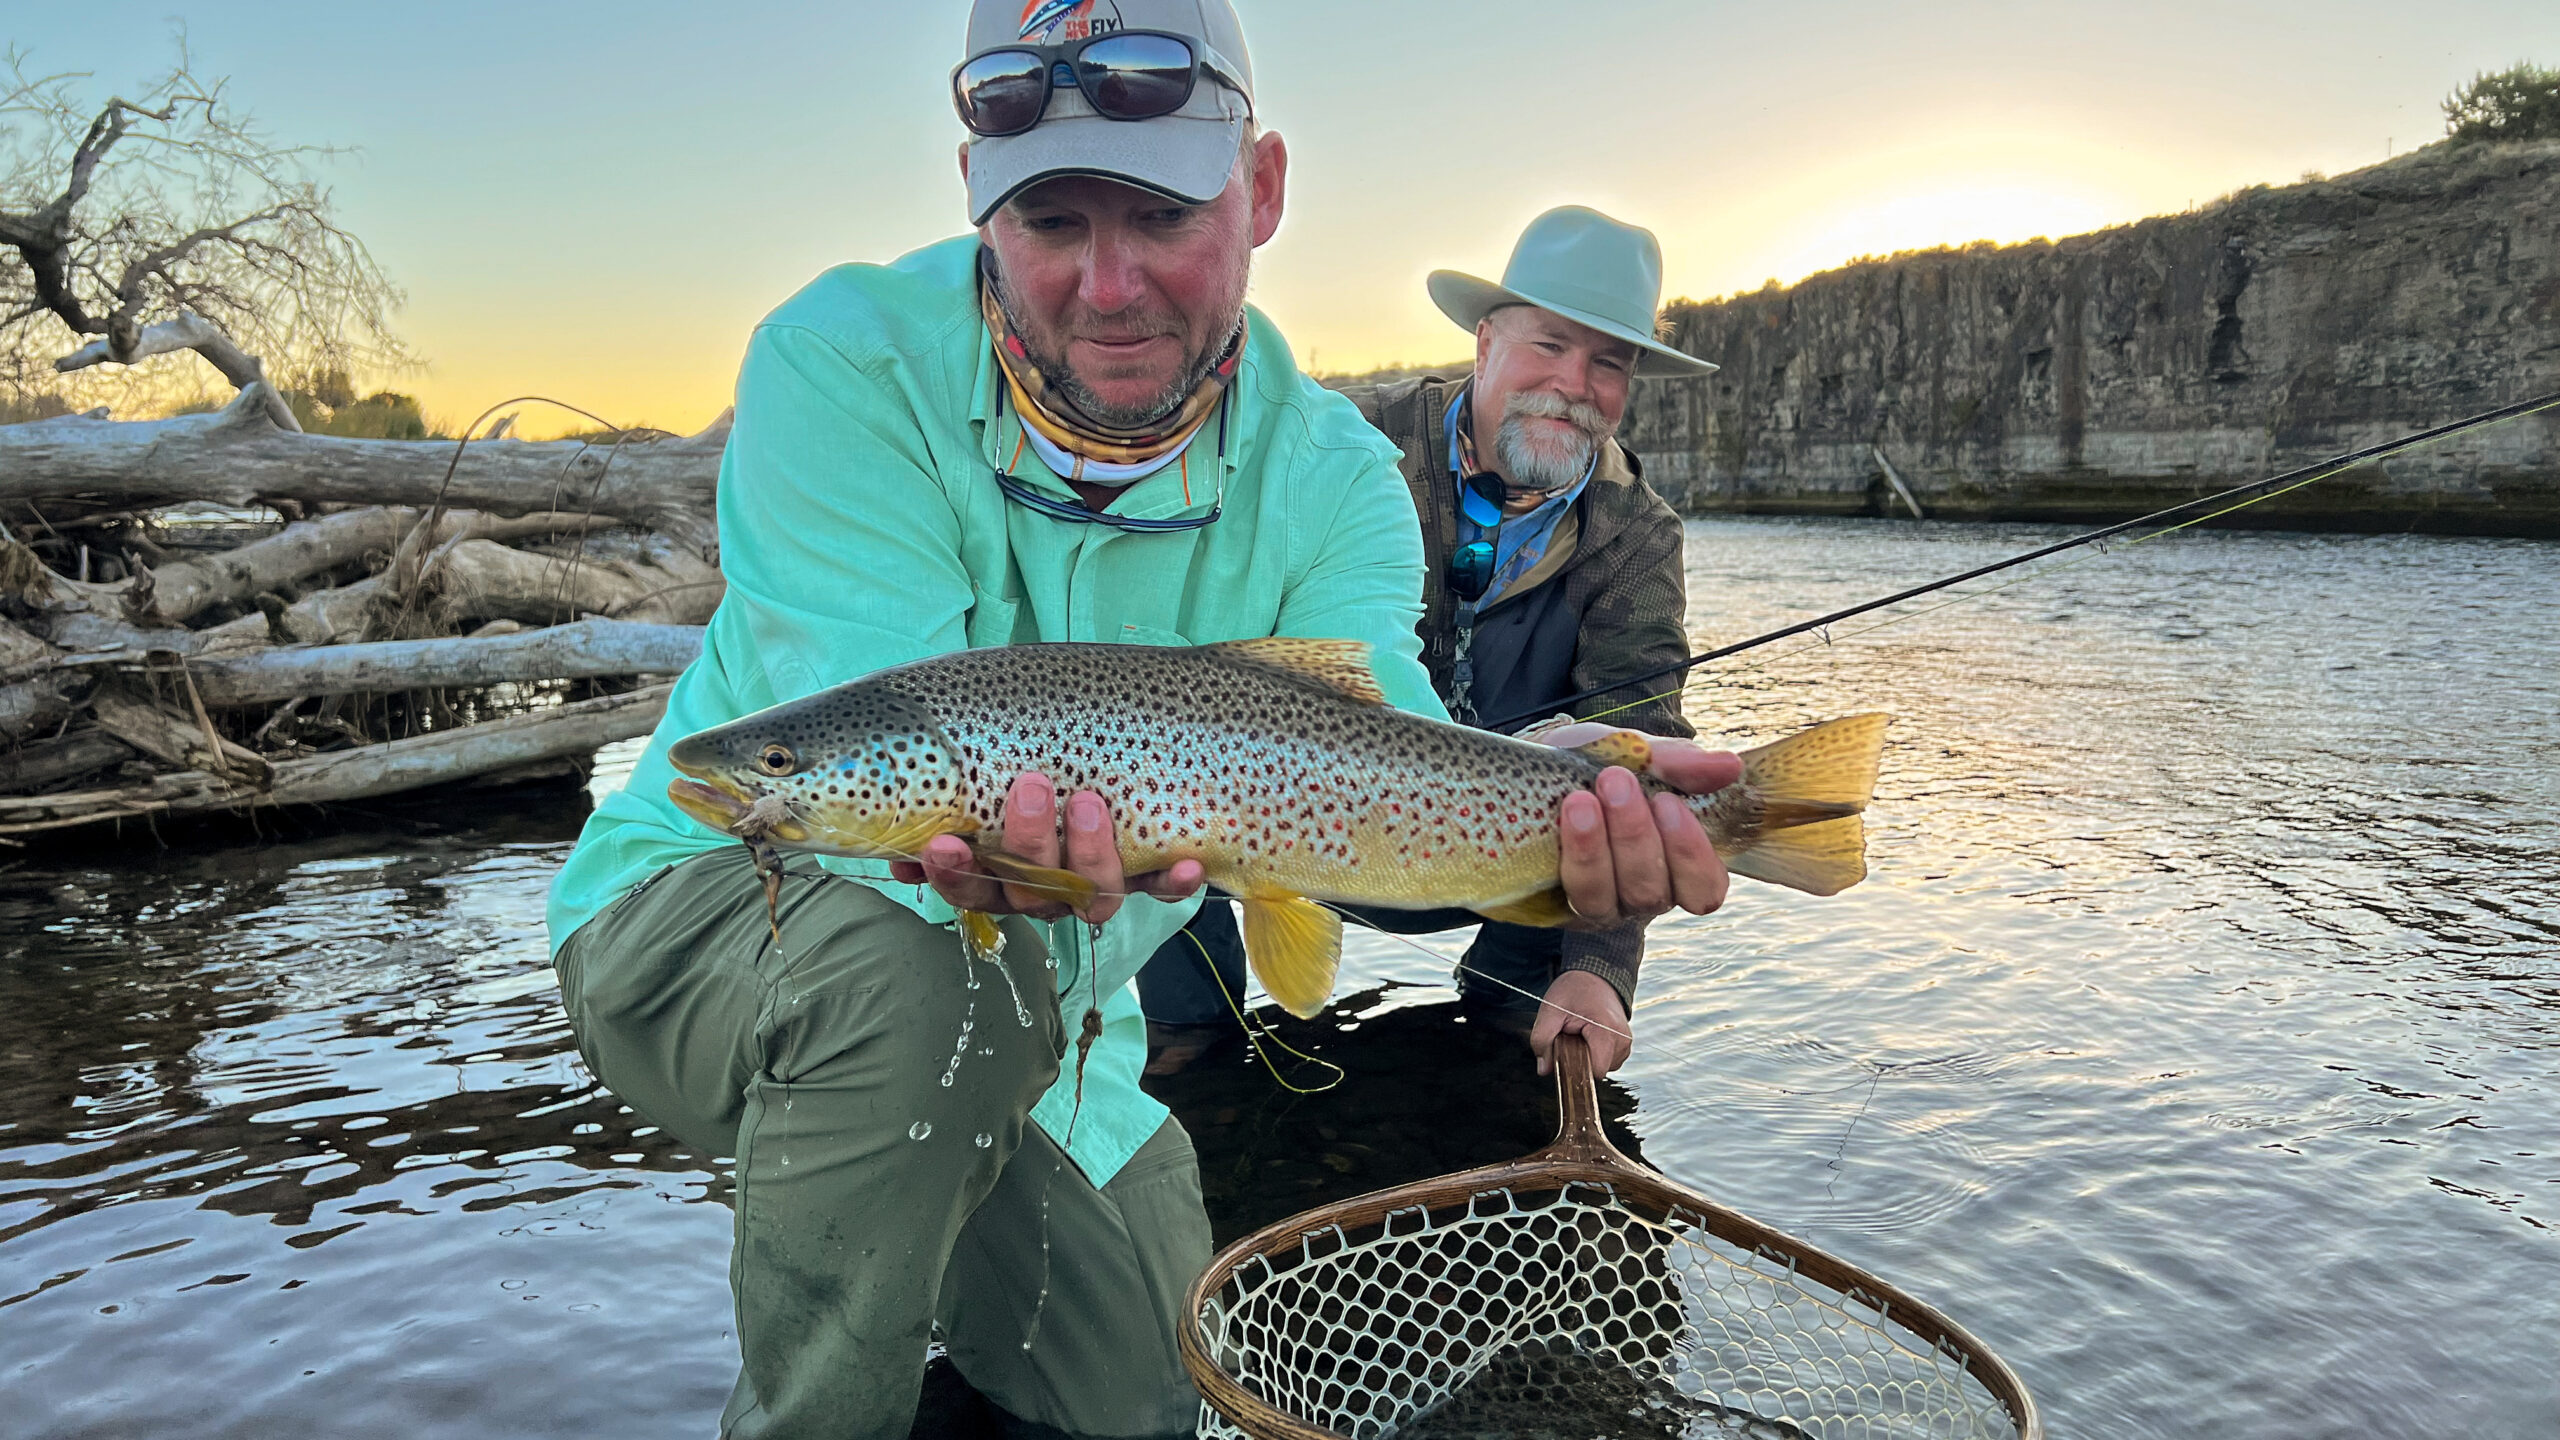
[548, 3, 1741, 1436]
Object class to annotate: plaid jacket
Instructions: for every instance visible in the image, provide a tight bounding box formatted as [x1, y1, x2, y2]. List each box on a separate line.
[1335, 373, 1696, 1011]
[1337, 374, 1696, 740]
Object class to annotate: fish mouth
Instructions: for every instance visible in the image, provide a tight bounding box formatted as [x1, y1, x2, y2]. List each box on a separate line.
[666, 773, 932, 858]
[668, 776, 762, 834]
[666, 775, 816, 847]
[664, 739, 959, 858]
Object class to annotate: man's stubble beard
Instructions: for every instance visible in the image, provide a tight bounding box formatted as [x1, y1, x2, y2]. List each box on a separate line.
[989, 261, 1248, 430]
[1492, 388, 1613, 494]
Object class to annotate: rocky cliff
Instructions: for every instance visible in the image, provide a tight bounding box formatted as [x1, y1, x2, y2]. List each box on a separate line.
[1621, 140, 2560, 535]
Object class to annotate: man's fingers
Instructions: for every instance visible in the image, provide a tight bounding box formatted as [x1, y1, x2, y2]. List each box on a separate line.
[1544, 970, 1632, 1076]
[918, 833, 1004, 914]
[1529, 999, 1568, 1077]
[1064, 791, 1126, 925]
[1655, 791, 1728, 915]
[1594, 767, 1672, 920]
[1531, 721, 1620, 751]
[1555, 790, 1617, 925]
[1644, 741, 1742, 797]
[998, 774, 1069, 916]
[1002, 774, 1062, 863]
[1130, 859, 1208, 902]
[1592, 1028, 1632, 1075]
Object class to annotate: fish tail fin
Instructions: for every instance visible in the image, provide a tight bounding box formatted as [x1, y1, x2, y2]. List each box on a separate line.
[1725, 814, 1871, 896]
[1238, 888, 1343, 1019]
[1713, 713, 1891, 897]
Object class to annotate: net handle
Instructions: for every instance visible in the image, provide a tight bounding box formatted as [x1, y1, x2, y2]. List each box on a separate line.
[1531, 1033, 1635, 1168]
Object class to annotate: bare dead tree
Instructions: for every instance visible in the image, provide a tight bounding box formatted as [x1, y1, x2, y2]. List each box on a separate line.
[0, 43, 408, 428]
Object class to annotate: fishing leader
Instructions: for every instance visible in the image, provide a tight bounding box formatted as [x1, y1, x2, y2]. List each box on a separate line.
[545, 2, 1740, 1436]
[1140, 207, 1715, 1080]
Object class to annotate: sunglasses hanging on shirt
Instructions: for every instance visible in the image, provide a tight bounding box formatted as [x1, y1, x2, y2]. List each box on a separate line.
[988, 384, 1228, 535]
[1445, 471, 1507, 603]
[953, 30, 1252, 137]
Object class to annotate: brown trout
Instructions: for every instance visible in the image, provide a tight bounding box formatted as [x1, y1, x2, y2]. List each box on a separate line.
[666, 639, 1887, 1017]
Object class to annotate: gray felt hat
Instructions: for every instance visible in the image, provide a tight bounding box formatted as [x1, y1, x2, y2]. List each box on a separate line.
[1428, 207, 1718, 377]
[960, 0, 1255, 226]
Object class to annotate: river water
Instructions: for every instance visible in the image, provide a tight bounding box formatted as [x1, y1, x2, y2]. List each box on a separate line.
[3, 516, 2554, 1439]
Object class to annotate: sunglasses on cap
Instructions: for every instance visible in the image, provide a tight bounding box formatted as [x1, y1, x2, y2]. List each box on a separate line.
[953, 30, 1252, 139]
[1445, 471, 1508, 603]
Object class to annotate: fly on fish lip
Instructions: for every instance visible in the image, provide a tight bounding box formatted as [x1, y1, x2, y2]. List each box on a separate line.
[732, 794, 798, 841]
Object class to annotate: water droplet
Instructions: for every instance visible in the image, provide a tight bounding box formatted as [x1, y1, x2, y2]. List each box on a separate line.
[908, 1121, 932, 1141]
[974, 1132, 993, 1148]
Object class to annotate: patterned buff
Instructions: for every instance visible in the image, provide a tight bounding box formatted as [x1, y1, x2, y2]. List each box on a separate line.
[980, 262, 1242, 472]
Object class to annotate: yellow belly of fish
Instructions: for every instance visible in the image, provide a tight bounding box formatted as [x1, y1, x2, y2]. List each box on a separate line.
[1084, 791, 1577, 1022]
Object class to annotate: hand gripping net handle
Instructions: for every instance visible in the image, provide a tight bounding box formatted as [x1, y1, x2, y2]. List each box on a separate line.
[1180, 1034, 2042, 1440]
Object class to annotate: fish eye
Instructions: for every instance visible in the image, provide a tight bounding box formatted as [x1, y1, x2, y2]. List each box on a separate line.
[756, 744, 798, 775]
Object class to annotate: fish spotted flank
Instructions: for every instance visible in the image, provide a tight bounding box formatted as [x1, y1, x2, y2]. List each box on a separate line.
[667, 639, 1887, 1017]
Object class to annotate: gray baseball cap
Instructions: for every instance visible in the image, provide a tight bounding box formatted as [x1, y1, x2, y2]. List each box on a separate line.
[959, 0, 1256, 226]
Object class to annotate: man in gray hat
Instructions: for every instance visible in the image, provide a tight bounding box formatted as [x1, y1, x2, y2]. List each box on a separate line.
[1141, 206, 1717, 1082]
[548, 5, 1746, 1435]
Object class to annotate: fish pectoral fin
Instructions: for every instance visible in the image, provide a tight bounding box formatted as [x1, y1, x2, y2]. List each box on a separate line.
[1474, 885, 1583, 929]
[1238, 889, 1343, 1019]
[1569, 730, 1654, 771]
[971, 848, 1102, 911]
[1200, 637, 1387, 707]
[956, 910, 1006, 959]
[1726, 814, 1868, 896]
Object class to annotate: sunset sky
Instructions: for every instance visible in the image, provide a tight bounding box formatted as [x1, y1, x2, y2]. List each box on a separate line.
[11, 1, 2558, 434]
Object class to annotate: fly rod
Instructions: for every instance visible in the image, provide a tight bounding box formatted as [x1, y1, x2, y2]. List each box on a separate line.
[1483, 388, 2560, 733]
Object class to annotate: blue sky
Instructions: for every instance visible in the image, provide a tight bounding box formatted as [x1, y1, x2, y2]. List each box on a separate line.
[9, 2, 2556, 431]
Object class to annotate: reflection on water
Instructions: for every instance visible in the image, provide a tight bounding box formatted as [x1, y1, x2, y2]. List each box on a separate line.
[4, 518, 2556, 1439]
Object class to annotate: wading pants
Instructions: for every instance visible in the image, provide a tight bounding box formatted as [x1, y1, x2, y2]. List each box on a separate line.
[555, 847, 1211, 1440]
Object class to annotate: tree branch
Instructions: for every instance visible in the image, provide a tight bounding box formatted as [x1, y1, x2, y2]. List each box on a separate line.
[52, 310, 298, 428]
[172, 619, 703, 707]
[0, 682, 672, 833]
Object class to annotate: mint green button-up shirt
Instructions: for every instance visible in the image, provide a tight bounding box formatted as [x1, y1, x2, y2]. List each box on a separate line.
[546, 235, 1445, 1185]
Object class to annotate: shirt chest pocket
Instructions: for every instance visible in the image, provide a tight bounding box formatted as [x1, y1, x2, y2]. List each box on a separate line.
[1116, 623, 1190, 650]
[966, 586, 1026, 648]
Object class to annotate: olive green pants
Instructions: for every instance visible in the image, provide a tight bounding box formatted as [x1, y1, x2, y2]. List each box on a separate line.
[555, 848, 1210, 1440]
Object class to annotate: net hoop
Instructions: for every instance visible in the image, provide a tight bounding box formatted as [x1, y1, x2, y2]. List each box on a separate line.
[1180, 1034, 2041, 1440]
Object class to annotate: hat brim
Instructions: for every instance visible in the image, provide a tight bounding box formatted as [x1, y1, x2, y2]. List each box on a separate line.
[1427, 270, 1717, 377]
[967, 111, 1246, 226]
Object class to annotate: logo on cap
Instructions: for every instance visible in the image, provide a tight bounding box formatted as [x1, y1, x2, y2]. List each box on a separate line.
[1018, 0, 1124, 41]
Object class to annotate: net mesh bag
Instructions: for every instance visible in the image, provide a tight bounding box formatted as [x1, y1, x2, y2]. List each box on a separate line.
[1182, 1036, 2038, 1440]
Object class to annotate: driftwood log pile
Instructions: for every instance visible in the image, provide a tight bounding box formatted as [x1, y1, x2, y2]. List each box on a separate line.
[0, 382, 727, 837]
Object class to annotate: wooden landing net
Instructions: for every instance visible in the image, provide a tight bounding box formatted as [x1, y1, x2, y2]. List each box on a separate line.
[1181, 1034, 2040, 1439]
